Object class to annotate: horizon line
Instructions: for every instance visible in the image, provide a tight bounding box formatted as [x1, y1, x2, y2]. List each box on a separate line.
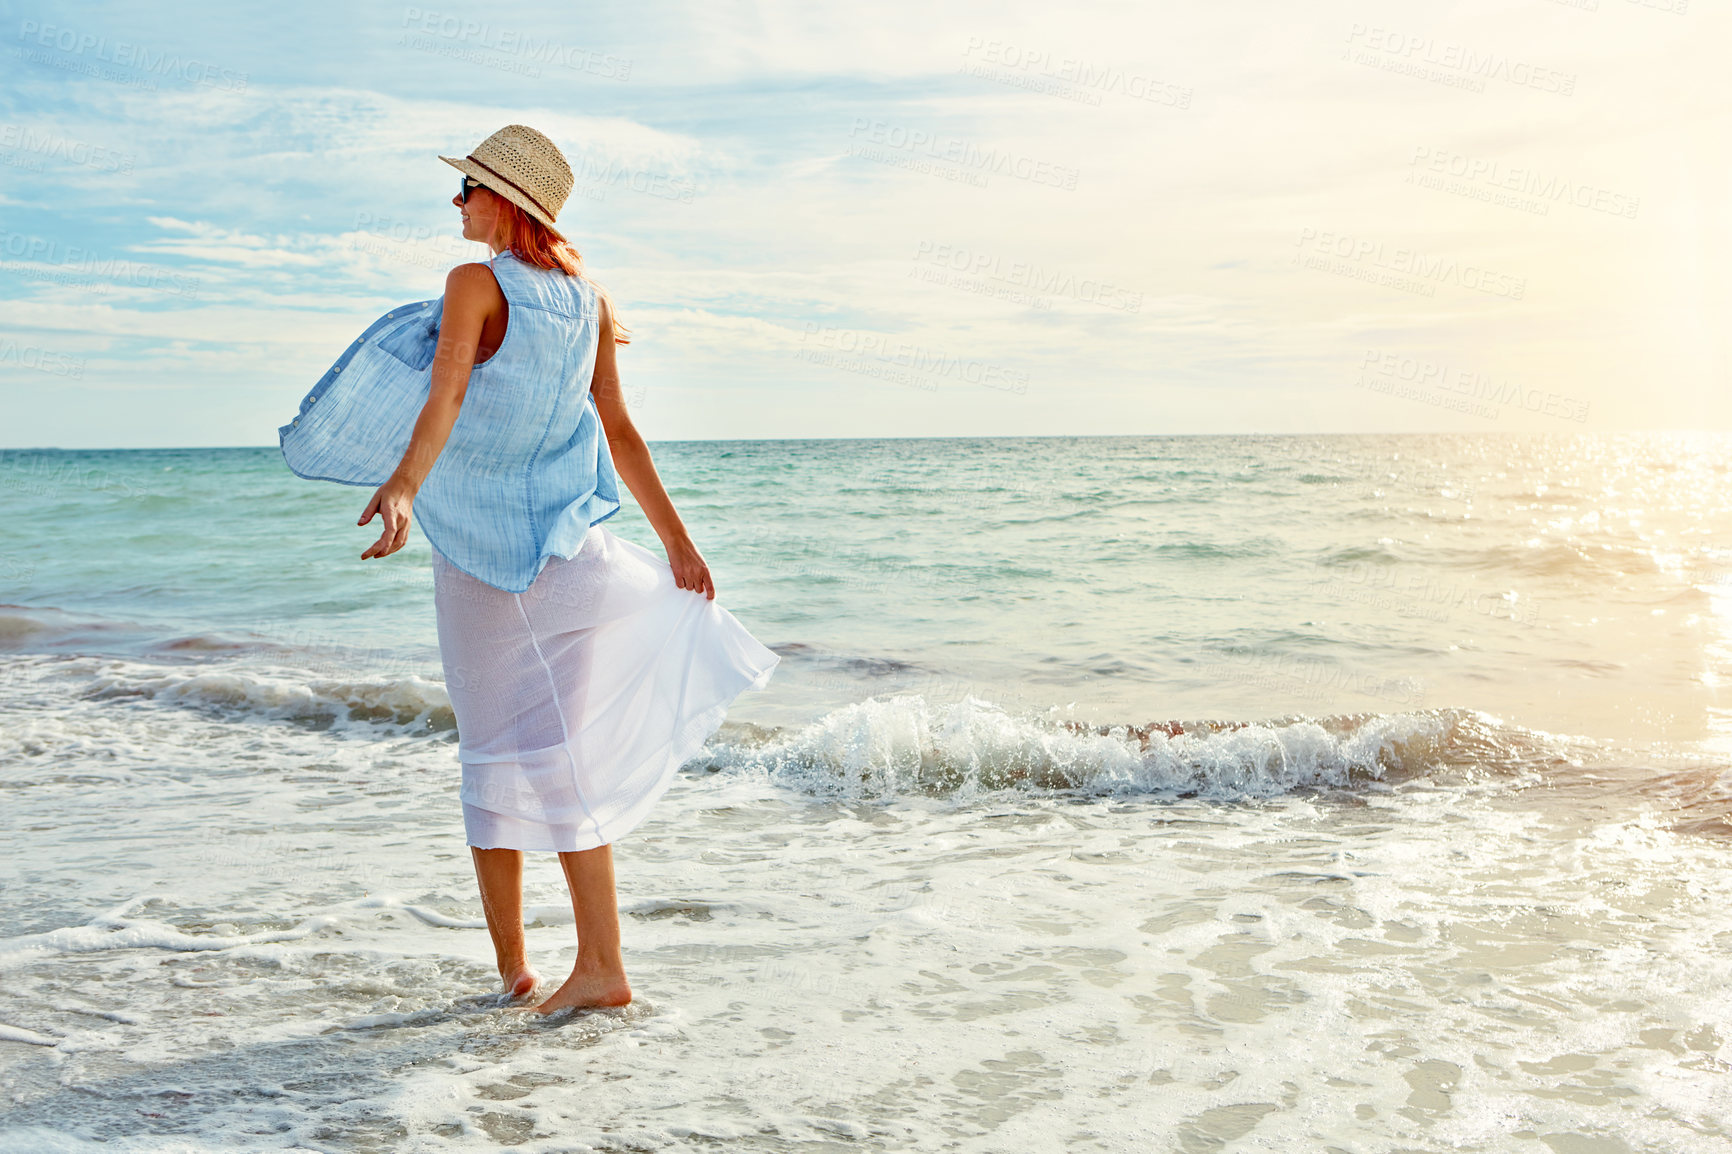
[4, 429, 1727, 452]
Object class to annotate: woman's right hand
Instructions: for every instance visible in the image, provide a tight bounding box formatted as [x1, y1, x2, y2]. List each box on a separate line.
[664, 535, 716, 600]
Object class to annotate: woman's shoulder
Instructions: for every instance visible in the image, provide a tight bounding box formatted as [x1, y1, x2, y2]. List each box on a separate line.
[439, 263, 507, 321]
[446, 260, 505, 293]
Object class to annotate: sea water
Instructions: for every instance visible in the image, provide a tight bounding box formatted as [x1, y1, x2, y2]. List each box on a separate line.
[1, 434, 1729, 1151]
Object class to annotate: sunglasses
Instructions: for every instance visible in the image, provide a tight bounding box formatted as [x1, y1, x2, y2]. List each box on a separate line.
[458, 175, 485, 204]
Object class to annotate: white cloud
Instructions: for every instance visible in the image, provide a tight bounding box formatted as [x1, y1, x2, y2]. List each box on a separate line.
[1, 0, 1727, 445]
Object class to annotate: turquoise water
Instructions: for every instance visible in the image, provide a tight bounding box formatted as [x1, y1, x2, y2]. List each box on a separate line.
[3, 434, 1731, 1150]
[7, 433, 1729, 739]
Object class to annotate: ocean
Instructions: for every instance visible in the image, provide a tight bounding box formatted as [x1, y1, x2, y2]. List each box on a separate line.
[2, 433, 1729, 1151]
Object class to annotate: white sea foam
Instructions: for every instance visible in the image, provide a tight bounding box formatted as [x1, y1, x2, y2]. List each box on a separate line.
[4, 652, 1554, 805]
[351, 894, 487, 929]
[78, 659, 454, 733]
[0, 896, 344, 971]
[704, 693, 1520, 799]
[3, 653, 1730, 1151]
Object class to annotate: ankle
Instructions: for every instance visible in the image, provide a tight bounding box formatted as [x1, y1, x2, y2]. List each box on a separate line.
[572, 950, 624, 976]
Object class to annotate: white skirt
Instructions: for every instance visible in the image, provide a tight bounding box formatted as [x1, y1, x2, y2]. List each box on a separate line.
[432, 525, 779, 852]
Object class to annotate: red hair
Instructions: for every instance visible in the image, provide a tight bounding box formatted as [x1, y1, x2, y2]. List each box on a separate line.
[494, 197, 632, 345]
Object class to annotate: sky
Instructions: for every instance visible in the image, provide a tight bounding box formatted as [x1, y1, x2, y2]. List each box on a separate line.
[0, 0, 1727, 447]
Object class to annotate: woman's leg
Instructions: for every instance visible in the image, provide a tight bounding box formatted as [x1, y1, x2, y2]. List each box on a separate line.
[471, 847, 541, 998]
[532, 843, 633, 1013]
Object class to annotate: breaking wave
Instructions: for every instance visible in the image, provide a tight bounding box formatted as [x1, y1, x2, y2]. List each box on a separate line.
[704, 695, 1566, 801]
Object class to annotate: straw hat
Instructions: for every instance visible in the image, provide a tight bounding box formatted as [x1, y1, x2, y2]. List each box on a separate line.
[440, 125, 573, 236]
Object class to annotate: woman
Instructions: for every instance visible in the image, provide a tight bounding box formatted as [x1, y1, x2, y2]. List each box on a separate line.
[279, 125, 779, 1014]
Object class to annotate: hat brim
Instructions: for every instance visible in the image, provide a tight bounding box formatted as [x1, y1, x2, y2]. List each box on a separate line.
[440, 154, 566, 239]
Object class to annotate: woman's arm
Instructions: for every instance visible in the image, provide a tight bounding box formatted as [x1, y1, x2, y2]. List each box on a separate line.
[358, 263, 498, 560]
[589, 293, 716, 600]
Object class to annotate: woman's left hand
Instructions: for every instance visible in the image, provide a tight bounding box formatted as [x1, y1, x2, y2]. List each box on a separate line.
[359, 474, 417, 560]
[664, 536, 716, 600]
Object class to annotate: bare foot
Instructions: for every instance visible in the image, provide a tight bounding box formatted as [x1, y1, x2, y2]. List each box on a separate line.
[530, 964, 632, 1015]
[500, 962, 542, 1000]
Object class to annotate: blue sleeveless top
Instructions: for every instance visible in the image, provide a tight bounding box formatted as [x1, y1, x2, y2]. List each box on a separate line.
[279, 250, 622, 593]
